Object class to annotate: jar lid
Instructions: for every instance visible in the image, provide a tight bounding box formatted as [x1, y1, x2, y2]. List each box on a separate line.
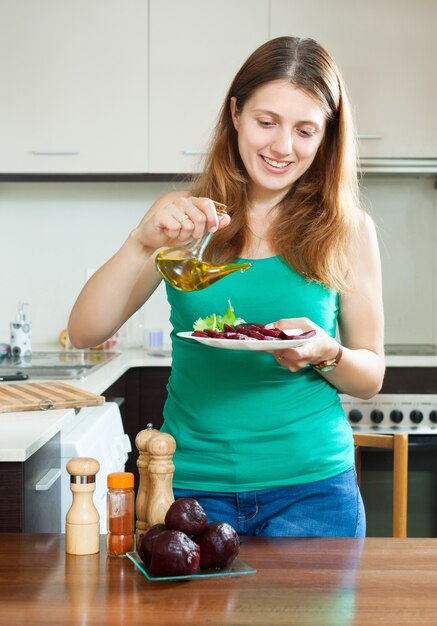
[107, 472, 134, 489]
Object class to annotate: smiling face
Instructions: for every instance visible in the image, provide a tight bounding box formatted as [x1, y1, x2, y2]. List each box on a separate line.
[230, 79, 327, 207]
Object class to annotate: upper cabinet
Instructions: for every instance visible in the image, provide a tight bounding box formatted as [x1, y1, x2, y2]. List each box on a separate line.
[0, 0, 148, 174]
[270, 0, 437, 160]
[149, 0, 269, 173]
[1, 0, 435, 176]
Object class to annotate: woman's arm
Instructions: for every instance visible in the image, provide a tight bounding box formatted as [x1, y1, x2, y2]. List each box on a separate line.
[329, 212, 385, 398]
[271, 212, 385, 399]
[68, 234, 160, 349]
[68, 191, 230, 348]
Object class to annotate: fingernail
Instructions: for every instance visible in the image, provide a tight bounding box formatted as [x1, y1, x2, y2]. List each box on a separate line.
[209, 226, 218, 233]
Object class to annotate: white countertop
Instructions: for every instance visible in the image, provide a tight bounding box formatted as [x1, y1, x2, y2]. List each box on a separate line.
[0, 346, 171, 462]
[1, 344, 437, 462]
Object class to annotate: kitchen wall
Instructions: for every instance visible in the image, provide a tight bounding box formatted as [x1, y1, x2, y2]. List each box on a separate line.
[0, 182, 185, 348]
[362, 175, 437, 345]
[0, 175, 435, 347]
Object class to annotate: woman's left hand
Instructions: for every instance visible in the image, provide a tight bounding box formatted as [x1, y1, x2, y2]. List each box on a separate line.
[268, 317, 339, 372]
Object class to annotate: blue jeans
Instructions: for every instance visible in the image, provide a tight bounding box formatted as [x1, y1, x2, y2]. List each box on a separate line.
[173, 467, 366, 537]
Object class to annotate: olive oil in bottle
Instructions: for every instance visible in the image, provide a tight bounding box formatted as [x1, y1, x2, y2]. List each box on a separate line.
[155, 256, 251, 292]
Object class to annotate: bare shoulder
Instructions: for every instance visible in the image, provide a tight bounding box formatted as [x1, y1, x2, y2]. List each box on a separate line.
[346, 209, 381, 284]
[348, 210, 379, 257]
[357, 209, 377, 239]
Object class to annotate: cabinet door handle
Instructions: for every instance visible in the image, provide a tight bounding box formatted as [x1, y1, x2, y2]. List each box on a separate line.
[35, 468, 62, 491]
[356, 135, 383, 140]
[111, 434, 132, 462]
[29, 151, 80, 156]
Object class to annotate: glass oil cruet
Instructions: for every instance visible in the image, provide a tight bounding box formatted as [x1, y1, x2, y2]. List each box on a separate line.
[155, 201, 251, 292]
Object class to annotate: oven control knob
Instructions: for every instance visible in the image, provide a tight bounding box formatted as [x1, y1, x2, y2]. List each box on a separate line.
[430, 411, 437, 423]
[370, 409, 384, 424]
[390, 410, 403, 424]
[348, 409, 363, 423]
[410, 410, 423, 424]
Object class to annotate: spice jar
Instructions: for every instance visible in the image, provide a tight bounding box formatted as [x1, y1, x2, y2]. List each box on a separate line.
[106, 472, 135, 557]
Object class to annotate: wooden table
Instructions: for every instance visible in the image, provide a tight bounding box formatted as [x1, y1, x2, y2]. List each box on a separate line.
[1, 534, 437, 625]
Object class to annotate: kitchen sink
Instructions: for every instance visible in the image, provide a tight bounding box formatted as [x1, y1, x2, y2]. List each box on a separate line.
[0, 365, 95, 380]
[0, 351, 119, 380]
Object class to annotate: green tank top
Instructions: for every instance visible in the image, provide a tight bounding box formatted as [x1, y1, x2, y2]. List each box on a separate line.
[162, 256, 354, 491]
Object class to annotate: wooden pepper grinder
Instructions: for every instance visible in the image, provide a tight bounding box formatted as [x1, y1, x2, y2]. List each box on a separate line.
[145, 431, 176, 527]
[135, 423, 157, 545]
[66, 457, 100, 555]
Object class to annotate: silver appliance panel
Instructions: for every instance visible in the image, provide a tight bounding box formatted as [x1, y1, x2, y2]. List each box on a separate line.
[341, 393, 437, 434]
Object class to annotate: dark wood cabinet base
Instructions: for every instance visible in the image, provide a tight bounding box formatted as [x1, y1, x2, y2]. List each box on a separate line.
[0, 432, 60, 532]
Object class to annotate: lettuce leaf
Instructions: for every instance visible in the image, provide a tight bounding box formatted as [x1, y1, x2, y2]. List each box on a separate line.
[193, 300, 246, 331]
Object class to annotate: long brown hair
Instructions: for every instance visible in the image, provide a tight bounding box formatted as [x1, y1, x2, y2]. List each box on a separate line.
[190, 36, 362, 292]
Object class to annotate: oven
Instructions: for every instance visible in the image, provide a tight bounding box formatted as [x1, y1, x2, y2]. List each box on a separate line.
[340, 351, 437, 537]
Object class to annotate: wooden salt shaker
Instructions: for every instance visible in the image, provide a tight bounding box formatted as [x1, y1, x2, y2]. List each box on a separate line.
[145, 431, 176, 527]
[65, 457, 100, 555]
[135, 423, 157, 545]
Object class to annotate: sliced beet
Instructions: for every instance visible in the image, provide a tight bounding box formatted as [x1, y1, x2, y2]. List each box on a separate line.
[282, 329, 317, 340]
[193, 325, 316, 342]
[257, 327, 283, 338]
[223, 323, 236, 332]
[202, 329, 227, 338]
[234, 322, 266, 331]
[247, 330, 268, 340]
[234, 326, 252, 336]
[223, 332, 248, 340]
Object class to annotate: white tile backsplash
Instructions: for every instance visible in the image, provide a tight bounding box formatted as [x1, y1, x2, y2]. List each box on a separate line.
[0, 176, 435, 346]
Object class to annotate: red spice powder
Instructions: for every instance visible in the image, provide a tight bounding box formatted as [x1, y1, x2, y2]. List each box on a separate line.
[107, 532, 134, 556]
[108, 511, 133, 535]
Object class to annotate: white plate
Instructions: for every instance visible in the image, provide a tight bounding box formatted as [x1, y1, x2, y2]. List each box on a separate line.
[177, 330, 316, 351]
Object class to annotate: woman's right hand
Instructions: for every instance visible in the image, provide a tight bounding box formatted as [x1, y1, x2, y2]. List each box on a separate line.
[130, 194, 231, 252]
[68, 193, 230, 350]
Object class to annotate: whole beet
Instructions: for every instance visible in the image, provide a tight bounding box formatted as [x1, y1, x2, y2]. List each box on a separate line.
[195, 522, 240, 569]
[137, 523, 166, 566]
[149, 529, 200, 577]
[164, 497, 208, 536]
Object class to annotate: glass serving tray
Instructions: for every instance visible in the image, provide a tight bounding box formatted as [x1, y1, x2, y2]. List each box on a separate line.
[126, 551, 256, 581]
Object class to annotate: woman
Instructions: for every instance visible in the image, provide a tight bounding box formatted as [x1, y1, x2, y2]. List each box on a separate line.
[68, 37, 385, 537]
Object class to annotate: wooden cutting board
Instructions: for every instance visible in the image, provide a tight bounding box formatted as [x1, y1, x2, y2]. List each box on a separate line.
[0, 381, 105, 413]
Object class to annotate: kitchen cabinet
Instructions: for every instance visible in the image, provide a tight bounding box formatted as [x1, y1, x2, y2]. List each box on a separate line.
[104, 367, 170, 489]
[0, 0, 148, 174]
[149, 0, 269, 173]
[270, 0, 437, 159]
[0, 432, 61, 532]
